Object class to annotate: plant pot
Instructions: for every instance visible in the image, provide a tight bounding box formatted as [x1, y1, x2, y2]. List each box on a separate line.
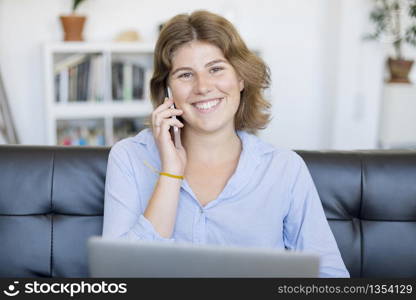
[60, 15, 86, 41]
[387, 58, 414, 84]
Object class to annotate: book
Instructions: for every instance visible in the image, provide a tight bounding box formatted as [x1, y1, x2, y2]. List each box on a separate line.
[112, 61, 148, 101]
[144, 68, 153, 100]
[59, 69, 68, 103]
[93, 55, 105, 102]
[54, 54, 88, 74]
[112, 62, 123, 100]
[54, 73, 60, 103]
[88, 55, 99, 101]
[132, 65, 145, 100]
[68, 65, 76, 101]
[80, 59, 91, 101]
[122, 62, 133, 101]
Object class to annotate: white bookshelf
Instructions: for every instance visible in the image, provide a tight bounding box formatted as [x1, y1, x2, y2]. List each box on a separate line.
[43, 42, 155, 146]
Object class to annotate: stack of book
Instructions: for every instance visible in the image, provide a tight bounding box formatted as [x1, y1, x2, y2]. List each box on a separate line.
[111, 61, 146, 101]
[54, 54, 106, 103]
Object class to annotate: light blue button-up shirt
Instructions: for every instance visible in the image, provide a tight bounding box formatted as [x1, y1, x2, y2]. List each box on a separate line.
[102, 128, 350, 277]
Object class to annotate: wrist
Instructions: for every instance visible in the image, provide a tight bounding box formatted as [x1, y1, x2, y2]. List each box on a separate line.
[161, 166, 184, 176]
[161, 169, 184, 176]
[159, 172, 184, 180]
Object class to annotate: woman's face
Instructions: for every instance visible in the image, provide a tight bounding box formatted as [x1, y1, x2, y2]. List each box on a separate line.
[168, 40, 244, 134]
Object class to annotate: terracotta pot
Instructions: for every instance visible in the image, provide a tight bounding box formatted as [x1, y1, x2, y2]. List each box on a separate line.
[387, 58, 414, 84]
[60, 15, 86, 41]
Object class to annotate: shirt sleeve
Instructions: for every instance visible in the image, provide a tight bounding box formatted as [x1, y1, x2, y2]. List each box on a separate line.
[102, 141, 174, 243]
[283, 152, 350, 278]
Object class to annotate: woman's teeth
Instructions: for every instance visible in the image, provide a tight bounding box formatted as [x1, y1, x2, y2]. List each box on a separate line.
[193, 98, 222, 111]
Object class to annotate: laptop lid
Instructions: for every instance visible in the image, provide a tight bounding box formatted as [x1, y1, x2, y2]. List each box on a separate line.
[87, 236, 320, 278]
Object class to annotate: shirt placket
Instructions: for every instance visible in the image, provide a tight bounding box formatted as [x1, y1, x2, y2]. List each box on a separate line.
[192, 206, 207, 244]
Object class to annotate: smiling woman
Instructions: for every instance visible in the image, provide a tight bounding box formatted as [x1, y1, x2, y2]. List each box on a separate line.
[102, 10, 350, 278]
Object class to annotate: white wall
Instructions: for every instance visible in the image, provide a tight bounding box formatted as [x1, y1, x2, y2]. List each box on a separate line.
[330, 0, 385, 150]
[330, 0, 416, 150]
[256, 0, 332, 149]
[1, 0, 409, 150]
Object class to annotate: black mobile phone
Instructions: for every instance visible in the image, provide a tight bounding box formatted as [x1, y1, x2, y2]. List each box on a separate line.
[166, 87, 181, 147]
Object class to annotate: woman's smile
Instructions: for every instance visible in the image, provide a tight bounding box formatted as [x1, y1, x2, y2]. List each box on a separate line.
[191, 97, 224, 114]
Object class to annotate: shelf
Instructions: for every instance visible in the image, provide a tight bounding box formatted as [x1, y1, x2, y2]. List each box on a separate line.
[52, 101, 153, 119]
[44, 42, 155, 146]
[45, 42, 155, 53]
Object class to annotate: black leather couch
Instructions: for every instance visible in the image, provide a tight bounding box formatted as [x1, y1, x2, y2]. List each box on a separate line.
[1, 145, 415, 278]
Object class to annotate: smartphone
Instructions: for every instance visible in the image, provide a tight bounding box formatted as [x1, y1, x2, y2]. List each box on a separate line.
[166, 87, 181, 148]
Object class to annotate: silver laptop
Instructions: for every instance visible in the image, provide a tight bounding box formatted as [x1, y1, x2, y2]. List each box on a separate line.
[87, 236, 320, 278]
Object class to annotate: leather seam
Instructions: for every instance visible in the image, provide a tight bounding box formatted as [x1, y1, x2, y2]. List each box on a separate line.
[50, 151, 55, 277]
[359, 153, 364, 278]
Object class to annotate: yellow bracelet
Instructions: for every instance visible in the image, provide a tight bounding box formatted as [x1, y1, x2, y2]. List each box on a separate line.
[159, 172, 184, 180]
[142, 160, 184, 180]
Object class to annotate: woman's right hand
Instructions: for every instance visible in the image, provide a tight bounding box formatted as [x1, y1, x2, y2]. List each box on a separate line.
[151, 97, 187, 176]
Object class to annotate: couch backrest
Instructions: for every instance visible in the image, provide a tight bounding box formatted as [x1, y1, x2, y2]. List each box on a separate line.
[0, 146, 108, 277]
[1, 146, 415, 277]
[299, 150, 416, 278]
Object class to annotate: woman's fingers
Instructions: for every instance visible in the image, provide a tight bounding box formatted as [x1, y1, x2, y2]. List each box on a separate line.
[154, 108, 183, 127]
[152, 97, 173, 124]
[160, 118, 184, 132]
[159, 118, 184, 140]
[159, 119, 183, 144]
[154, 114, 184, 138]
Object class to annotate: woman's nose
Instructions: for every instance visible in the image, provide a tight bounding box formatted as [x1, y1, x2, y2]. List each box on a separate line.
[194, 73, 213, 95]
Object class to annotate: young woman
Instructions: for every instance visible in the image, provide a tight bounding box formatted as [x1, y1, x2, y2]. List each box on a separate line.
[102, 10, 349, 278]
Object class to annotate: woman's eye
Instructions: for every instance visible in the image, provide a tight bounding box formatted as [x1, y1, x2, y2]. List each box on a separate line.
[210, 66, 224, 73]
[178, 72, 192, 79]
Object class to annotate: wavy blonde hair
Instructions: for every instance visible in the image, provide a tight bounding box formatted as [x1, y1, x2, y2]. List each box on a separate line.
[150, 10, 271, 134]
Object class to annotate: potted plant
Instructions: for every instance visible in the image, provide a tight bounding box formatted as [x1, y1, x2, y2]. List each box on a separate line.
[366, 0, 416, 83]
[60, 0, 88, 41]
